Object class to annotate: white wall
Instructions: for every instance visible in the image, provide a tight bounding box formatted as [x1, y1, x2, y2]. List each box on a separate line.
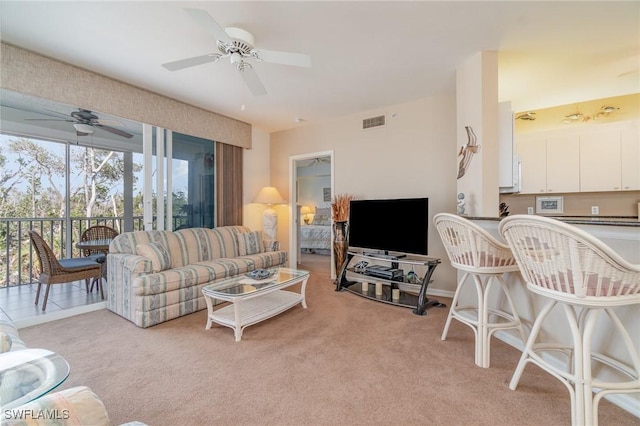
[242, 127, 271, 233]
[270, 94, 459, 294]
[456, 51, 500, 217]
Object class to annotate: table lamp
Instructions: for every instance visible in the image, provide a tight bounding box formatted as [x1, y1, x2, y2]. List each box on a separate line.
[253, 186, 286, 241]
[300, 205, 313, 225]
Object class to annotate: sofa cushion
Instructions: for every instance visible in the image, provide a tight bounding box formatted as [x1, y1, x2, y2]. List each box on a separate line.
[132, 263, 244, 296]
[236, 230, 265, 256]
[171, 226, 250, 267]
[136, 242, 171, 272]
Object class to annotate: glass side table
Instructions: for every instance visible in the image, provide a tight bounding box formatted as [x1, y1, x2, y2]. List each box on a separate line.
[0, 348, 70, 410]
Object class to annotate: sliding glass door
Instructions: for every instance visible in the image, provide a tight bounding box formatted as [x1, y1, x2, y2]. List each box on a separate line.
[141, 125, 215, 231]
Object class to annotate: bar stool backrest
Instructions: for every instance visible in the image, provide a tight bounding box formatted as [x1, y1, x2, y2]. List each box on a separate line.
[499, 215, 640, 302]
[434, 213, 519, 274]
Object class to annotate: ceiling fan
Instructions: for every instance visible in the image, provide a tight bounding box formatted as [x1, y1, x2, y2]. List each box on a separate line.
[161, 8, 312, 96]
[25, 108, 133, 138]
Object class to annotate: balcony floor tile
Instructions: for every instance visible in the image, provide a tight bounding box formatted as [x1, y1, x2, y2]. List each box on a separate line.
[0, 280, 105, 325]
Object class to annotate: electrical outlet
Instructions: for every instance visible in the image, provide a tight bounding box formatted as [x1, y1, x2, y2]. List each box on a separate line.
[591, 206, 599, 215]
[527, 207, 534, 214]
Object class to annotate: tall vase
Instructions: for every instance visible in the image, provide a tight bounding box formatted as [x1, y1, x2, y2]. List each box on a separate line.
[333, 221, 349, 281]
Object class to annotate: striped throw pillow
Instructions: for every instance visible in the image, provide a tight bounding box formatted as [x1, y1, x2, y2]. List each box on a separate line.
[136, 242, 171, 272]
[236, 231, 265, 256]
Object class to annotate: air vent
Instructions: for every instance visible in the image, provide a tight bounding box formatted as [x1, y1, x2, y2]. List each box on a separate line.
[362, 115, 386, 130]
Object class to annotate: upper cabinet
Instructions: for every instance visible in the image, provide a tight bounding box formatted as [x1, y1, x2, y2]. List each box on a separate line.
[516, 120, 640, 194]
[621, 125, 640, 191]
[517, 136, 547, 194]
[579, 129, 622, 192]
[546, 135, 580, 193]
[517, 134, 580, 194]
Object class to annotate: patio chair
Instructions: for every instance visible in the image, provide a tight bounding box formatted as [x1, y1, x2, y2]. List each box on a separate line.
[80, 225, 119, 295]
[499, 215, 640, 426]
[433, 213, 526, 368]
[28, 230, 103, 311]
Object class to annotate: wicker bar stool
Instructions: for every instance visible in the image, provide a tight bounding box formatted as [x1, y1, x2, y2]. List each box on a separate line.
[434, 213, 526, 368]
[499, 215, 640, 426]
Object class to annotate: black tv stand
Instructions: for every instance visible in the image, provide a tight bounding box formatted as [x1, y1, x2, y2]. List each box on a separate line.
[336, 251, 445, 316]
[363, 251, 407, 260]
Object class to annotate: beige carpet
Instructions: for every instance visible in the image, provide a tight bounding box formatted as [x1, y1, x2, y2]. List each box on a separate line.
[19, 271, 638, 426]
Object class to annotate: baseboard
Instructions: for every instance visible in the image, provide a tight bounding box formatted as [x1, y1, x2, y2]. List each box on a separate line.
[14, 302, 107, 329]
[425, 288, 455, 299]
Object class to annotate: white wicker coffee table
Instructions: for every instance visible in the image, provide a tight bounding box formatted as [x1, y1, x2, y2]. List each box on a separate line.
[202, 267, 310, 341]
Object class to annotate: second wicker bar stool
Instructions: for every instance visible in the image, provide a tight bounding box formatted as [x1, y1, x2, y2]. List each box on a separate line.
[499, 215, 640, 426]
[434, 213, 526, 368]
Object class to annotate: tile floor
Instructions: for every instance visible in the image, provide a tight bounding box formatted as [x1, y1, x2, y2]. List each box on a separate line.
[0, 280, 107, 328]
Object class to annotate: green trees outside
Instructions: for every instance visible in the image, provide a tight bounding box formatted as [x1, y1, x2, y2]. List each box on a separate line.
[0, 135, 188, 286]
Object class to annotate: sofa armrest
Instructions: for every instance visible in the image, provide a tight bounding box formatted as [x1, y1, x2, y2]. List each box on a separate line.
[0, 320, 26, 352]
[109, 253, 153, 274]
[2, 386, 111, 425]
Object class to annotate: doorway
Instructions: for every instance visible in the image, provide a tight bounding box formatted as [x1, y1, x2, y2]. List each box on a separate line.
[289, 151, 334, 276]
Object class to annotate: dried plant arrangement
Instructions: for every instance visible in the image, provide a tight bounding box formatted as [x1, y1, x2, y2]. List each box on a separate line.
[331, 193, 354, 222]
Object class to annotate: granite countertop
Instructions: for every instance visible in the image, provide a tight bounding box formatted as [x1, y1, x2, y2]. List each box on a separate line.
[465, 215, 640, 227]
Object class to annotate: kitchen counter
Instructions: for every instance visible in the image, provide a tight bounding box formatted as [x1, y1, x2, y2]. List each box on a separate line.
[464, 215, 640, 227]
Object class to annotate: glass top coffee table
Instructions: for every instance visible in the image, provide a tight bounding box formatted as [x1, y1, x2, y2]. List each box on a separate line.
[0, 348, 70, 410]
[202, 267, 310, 342]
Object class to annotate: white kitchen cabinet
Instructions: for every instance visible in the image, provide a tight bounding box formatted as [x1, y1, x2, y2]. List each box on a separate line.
[517, 136, 547, 194]
[621, 126, 640, 191]
[546, 135, 580, 193]
[580, 130, 622, 192]
[517, 134, 580, 194]
[517, 120, 639, 194]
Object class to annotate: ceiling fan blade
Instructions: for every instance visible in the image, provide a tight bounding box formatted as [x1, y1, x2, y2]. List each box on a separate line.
[43, 108, 75, 119]
[253, 49, 312, 68]
[94, 124, 134, 139]
[24, 118, 74, 122]
[162, 54, 222, 71]
[95, 118, 123, 127]
[239, 65, 267, 96]
[184, 8, 232, 44]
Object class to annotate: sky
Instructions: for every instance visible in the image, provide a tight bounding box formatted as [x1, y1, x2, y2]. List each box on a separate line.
[0, 134, 189, 197]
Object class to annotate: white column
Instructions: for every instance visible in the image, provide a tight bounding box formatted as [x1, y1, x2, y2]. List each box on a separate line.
[156, 128, 165, 231]
[166, 130, 173, 231]
[143, 123, 153, 231]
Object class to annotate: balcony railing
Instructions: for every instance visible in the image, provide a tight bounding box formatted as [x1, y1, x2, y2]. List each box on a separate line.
[0, 215, 188, 288]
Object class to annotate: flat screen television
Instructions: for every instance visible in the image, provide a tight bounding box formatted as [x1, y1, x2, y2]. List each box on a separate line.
[348, 197, 429, 256]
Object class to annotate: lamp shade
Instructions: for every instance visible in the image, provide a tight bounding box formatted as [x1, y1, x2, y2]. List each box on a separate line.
[253, 186, 285, 205]
[300, 205, 313, 215]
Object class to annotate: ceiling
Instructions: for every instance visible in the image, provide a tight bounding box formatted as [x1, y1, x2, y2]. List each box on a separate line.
[0, 1, 638, 134]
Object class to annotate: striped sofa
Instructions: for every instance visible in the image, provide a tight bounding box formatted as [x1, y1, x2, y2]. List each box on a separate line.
[107, 226, 288, 328]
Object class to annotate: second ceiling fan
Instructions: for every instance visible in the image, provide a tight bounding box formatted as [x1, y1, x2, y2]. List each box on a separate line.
[162, 8, 312, 96]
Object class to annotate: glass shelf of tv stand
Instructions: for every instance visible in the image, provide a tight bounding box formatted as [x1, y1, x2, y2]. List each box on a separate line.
[336, 251, 445, 315]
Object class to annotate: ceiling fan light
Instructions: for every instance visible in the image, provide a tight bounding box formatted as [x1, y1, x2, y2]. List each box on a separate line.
[230, 52, 242, 65]
[73, 123, 94, 134]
